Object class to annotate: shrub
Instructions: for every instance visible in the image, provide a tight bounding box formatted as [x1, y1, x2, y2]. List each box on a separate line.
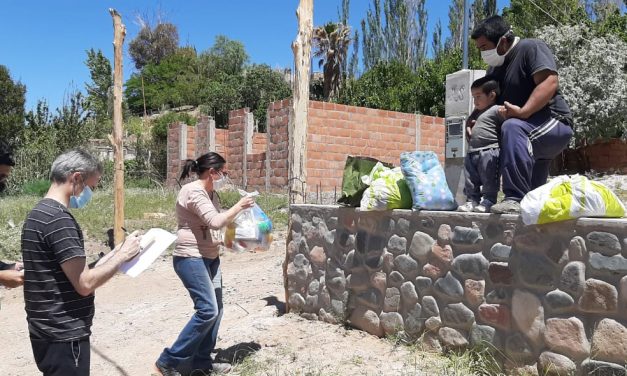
[21, 179, 51, 197]
[536, 24, 627, 144]
[151, 112, 197, 140]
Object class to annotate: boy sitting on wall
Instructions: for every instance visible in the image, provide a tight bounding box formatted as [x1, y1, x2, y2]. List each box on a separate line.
[458, 76, 503, 213]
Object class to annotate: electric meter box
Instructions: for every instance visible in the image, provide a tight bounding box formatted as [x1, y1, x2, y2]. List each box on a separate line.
[444, 69, 486, 204]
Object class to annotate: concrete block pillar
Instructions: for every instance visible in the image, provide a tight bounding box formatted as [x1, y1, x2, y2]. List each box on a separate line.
[208, 117, 216, 152]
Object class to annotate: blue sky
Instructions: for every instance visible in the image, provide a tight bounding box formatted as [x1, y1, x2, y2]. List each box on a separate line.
[2, 0, 508, 111]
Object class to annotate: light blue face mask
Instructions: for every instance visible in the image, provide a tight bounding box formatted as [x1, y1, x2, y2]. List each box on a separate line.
[70, 186, 93, 209]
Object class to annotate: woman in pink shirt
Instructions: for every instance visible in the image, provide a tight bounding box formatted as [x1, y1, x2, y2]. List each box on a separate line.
[156, 152, 254, 376]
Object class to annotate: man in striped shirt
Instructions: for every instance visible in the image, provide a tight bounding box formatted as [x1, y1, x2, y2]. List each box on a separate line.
[22, 149, 141, 376]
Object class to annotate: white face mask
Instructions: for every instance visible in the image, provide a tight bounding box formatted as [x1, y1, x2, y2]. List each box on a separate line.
[213, 174, 226, 191]
[481, 32, 517, 67]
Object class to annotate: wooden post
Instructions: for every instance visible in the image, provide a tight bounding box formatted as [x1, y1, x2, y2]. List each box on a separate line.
[110, 9, 126, 246]
[285, 0, 313, 315]
[288, 0, 313, 205]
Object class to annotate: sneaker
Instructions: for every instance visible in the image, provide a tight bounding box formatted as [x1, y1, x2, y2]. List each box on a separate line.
[457, 201, 478, 212]
[154, 362, 182, 376]
[474, 199, 495, 213]
[490, 200, 521, 214]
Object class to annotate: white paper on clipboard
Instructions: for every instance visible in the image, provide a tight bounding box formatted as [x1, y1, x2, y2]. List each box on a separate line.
[119, 228, 176, 277]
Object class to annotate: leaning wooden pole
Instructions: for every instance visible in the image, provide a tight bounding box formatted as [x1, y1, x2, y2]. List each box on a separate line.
[288, 0, 313, 205]
[285, 0, 313, 314]
[110, 9, 126, 246]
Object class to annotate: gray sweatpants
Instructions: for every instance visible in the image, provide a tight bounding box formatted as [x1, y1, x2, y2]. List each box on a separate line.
[463, 148, 500, 204]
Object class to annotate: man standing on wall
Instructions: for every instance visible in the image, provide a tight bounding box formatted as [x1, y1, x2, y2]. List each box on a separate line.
[471, 15, 574, 214]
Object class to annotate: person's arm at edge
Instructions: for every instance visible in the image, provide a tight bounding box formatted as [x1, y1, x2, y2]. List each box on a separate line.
[0, 270, 23, 288]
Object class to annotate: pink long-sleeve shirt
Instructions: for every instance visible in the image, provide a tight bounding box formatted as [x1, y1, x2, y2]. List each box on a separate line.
[173, 181, 223, 259]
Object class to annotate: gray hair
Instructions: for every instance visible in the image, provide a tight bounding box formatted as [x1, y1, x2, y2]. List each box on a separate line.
[50, 149, 103, 183]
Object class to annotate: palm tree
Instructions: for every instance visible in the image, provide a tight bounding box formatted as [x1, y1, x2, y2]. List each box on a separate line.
[312, 22, 351, 100]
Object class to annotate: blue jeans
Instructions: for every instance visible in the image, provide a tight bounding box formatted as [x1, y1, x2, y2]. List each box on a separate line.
[500, 114, 573, 201]
[158, 256, 223, 372]
[463, 147, 500, 204]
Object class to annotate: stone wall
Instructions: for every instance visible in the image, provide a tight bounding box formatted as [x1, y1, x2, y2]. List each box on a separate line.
[285, 206, 627, 375]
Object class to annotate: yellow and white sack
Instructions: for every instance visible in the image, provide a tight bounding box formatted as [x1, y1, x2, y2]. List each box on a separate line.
[360, 162, 412, 211]
[521, 175, 626, 225]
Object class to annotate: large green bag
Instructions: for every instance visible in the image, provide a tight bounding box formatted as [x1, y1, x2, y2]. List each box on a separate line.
[337, 156, 393, 207]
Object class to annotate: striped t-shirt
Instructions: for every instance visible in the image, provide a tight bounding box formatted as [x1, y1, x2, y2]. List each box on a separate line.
[22, 198, 94, 342]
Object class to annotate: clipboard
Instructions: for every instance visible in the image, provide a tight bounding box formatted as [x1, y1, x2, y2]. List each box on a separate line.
[118, 228, 176, 277]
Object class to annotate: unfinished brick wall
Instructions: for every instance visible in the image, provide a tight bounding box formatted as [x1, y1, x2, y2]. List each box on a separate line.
[166, 99, 446, 191]
[215, 129, 228, 156]
[307, 101, 444, 190]
[252, 133, 266, 155]
[266, 99, 291, 191]
[225, 108, 247, 186]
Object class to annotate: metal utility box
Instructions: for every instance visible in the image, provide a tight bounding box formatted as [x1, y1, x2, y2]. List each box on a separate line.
[444, 69, 486, 204]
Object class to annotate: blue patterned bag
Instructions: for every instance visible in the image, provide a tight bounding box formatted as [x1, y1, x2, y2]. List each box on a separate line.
[400, 151, 457, 210]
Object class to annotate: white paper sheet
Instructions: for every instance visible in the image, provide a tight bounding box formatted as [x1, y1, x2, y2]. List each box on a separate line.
[119, 228, 176, 277]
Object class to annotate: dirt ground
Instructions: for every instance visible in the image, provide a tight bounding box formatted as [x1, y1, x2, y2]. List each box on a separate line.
[0, 231, 447, 376]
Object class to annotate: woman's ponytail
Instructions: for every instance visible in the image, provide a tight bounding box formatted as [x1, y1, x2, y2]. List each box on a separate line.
[179, 159, 197, 180]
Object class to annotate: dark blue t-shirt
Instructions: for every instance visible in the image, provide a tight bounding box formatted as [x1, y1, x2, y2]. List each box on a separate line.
[488, 39, 573, 125]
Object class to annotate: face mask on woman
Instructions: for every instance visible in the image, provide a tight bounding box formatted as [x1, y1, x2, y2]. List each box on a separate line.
[213, 174, 226, 191]
[70, 183, 93, 209]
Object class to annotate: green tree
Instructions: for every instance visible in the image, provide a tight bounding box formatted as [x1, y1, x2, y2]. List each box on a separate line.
[128, 21, 179, 70]
[125, 47, 200, 114]
[195, 36, 249, 126]
[471, 0, 497, 28]
[361, 0, 384, 71]
[53, 91, 91, 152]
[198, 35, 248, 77]
[338, 61, 419, 112]
[447, 0, 465, 50]
[199, 72, 243, 127]
[592, 3, 627, 42]
[503, 0, 588, 37]
[240, 64, 291, 132]
[448, 0, 497, 50]
[313, 22, 352, 100]
[25, 100, 52, 130]
[361, 0, 428, 71]
[338, 0, 351, 75]
[432, 19, 444, 57]
[0, 65, 26, 145]
[84, 48, 113, 134]
[347, 29, 360, 79]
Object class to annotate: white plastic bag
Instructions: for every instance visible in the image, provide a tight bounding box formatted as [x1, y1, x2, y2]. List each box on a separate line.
[360, 162, 412, 211]
[224, 190, 273, 252]
[521, 175, 626, 225]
